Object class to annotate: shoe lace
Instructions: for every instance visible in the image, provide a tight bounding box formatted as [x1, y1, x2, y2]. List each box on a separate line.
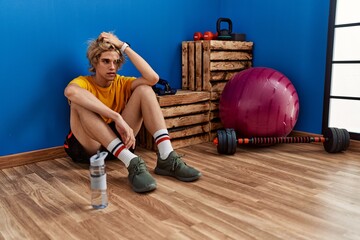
[171, 154, 186, 171]
[133, 158, 147, 174]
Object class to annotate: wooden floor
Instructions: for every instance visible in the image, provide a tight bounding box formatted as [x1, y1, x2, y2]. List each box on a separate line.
[0, 142, 360, 240]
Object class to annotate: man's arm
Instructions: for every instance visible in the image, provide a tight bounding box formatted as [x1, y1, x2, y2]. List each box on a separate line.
[98, 32, 159, 90]
[64, 83, 121, 122]
[64, 84, 135, 148]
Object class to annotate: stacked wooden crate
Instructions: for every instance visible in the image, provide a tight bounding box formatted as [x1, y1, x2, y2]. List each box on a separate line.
[137, 90, 211, 150]
[182, 40, 253, 138]
[137, 40, 253, 150]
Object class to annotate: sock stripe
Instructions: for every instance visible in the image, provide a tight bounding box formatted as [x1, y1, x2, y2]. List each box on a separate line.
[153, 129, 173, 160]
[155, 133, 169, 142]
[114, 145, 126, 157]
[156, 136, 171, 145]
[111, 142, 123, 155]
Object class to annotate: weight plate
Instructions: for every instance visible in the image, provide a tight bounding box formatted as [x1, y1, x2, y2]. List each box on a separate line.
[334, 128, 344, 153]
[216, 130, 223, 154]
[226, 129, 237, 155]
[217, 130, 223, 154]
[323, 128, 338, 153]
[225, 129, 232, 155]
[341, 128, 350, 151]
[217, 130, 227, 154]
[222, 130, 229, 154]
[230, 129, 237, 155]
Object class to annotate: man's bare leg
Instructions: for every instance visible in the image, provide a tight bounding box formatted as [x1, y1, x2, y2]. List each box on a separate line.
[122, 85, 201, 182]
[69, 100, 156, 193]
[121, 85, 166, 135]
[121, 85, 174, 159]
[69, 103, 118, 156]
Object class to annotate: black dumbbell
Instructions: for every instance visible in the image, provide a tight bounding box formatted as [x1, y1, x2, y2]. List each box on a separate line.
[214, 128, 350, 155]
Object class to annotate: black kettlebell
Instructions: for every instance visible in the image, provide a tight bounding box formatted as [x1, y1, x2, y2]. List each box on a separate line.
[217, 18, 232, 40]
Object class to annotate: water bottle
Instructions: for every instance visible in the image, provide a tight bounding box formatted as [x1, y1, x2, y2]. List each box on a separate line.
[90, 151, 108, 209]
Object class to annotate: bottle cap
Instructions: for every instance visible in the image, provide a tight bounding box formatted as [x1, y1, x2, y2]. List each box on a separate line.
[90, 151, 108, 166]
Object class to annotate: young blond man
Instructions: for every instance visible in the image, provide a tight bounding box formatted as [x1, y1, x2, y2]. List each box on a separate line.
[64, 32, 201, 193]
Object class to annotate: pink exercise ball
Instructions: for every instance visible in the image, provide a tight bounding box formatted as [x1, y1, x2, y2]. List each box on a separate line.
[219, 67, 299, 137]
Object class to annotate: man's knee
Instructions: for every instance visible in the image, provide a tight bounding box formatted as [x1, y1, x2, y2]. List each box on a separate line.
[70, 102, 87, 113]
[71, 102, 102, 119]
[133, 85, 156, 98]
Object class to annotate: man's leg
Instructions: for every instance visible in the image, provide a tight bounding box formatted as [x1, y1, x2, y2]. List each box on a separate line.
[121, 85, 173, 159]
[122, 85, 201, 182]
[69, 103, 116, 156]
[69, 102, 156, 193]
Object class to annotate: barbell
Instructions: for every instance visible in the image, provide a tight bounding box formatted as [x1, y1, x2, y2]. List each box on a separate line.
[213, 128, 350, 155]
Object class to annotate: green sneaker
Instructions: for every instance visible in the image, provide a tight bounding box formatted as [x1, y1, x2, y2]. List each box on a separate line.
[154, 151, 201, 182]
[127, 157, 157, 193]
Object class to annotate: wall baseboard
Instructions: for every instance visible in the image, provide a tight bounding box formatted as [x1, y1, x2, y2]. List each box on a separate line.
[0, 146, 67, 170]
[0, 131, 358, 170]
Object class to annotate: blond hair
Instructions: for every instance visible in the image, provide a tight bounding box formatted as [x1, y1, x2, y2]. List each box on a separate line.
[86, 36, 125, 73]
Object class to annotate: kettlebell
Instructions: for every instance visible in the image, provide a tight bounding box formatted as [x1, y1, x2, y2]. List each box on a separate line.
[216, 18, 232, 40]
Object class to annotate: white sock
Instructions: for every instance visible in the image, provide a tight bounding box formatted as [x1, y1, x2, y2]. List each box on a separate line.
[107, 138, 137, 168]
[153, 129, 173, 160]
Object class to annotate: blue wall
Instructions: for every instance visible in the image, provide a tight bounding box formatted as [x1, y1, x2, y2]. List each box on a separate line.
[0, 0, 329, 156]
[0, 0, 219, 156]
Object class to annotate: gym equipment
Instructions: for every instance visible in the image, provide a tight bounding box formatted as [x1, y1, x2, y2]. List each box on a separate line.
[203, 31, 214, 40]
[213, 128, 350, 155]
[219, 67, 299, 138]
[152, 79, 177, 96]
[216, 18, 246, 41]
[193, 32, 203, 41]
[217, 18, 232, 40]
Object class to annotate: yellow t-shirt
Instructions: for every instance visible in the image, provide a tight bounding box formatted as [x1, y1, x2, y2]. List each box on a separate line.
[68, 74, 136, 123]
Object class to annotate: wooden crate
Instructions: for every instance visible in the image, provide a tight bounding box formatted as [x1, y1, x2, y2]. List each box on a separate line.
[182, 40, 253, 92]
[208, 92, 224, 139]
[182, 40, 253, 138]
[137, 90, 211, 150]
